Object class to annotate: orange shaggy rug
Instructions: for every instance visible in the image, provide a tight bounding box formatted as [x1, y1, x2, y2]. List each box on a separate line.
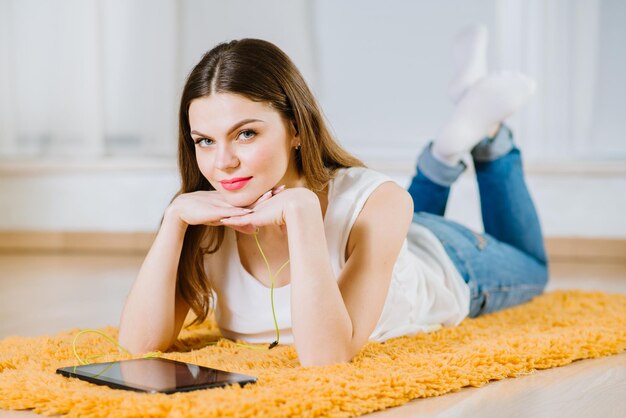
[1, 290, 625, 417]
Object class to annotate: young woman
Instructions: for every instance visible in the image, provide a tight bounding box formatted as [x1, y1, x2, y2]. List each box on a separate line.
[118, 26, 548, 367]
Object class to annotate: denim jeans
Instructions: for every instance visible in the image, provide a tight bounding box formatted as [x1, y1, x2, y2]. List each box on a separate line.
[407, 125, 549, 317]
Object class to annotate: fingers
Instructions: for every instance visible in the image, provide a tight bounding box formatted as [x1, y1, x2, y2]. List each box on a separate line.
[248, 190, 272, 209]
[203, 184, 287, 227]
[205, 207, 253, 226]
[272, 185, 286, 195]
[218, 185, 286, 233]
[224, 207, 254, 217]
[246, 184, 285, 210]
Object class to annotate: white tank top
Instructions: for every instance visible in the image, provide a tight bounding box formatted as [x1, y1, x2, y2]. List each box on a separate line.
[205, 167, 469, 344]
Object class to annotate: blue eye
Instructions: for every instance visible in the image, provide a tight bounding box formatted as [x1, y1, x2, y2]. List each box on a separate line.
[238, 129, 256, 141]
[194, 138, 213, 147]
[193, 129, 256, 148]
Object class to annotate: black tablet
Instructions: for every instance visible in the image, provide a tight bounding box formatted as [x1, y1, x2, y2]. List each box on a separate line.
[56, 357, 257, 394]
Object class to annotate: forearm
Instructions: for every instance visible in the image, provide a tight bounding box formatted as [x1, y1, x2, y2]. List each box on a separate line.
[118, 211, 187, 353]
[286, 195, 354, 366]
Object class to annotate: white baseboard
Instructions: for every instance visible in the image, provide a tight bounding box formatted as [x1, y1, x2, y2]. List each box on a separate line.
[0, 231, 624, 264]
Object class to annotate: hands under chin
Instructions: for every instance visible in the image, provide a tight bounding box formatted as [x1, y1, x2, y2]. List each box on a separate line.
[219, 186, 315, 235]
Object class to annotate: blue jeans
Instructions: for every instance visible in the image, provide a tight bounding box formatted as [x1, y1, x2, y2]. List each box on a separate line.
[407, 125, 549, 317]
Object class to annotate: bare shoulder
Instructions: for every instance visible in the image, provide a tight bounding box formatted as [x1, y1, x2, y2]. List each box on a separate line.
[365, 181, 413, 217]
[345, 181, 414, 259]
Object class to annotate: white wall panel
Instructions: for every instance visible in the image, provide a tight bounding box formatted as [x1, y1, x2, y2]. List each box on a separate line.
[1, 167, 624, 237]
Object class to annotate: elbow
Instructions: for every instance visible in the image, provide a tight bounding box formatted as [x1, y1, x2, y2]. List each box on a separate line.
[298, 344, 358, 367]
[123, 340, 171, 356]
[118, 331, 172, 355]
[296, 330, 366, 367]
[300, 354, 354, 367]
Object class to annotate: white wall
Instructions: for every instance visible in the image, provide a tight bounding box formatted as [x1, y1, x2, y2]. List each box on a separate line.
[1, 0, 625, 238]
[2, 164, 625, 238]
[312, 0, 497, 161]
[0, 165, 179, 232]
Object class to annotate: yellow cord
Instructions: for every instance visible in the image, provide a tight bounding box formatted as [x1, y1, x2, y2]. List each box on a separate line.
[72, 329, 160, 366]
[254, 232, 289, 348]
[72, 227, 289, 362]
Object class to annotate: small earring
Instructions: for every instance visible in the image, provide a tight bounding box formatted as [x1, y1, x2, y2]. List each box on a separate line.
[295, 144, 301, 150]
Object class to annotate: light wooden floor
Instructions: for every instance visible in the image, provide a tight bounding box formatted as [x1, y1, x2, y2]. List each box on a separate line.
[0, 254, 625, 417]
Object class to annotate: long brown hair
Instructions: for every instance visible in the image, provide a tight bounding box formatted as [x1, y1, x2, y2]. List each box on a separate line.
[176, 38, 365, 325]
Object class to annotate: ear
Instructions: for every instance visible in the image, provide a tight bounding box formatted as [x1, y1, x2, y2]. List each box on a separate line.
[291, 120, 299, 137]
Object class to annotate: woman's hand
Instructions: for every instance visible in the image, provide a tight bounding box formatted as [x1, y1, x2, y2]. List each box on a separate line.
[218, 186, 316, 234]
[165, 191, 253, 235]
[165, 187, 296, 235]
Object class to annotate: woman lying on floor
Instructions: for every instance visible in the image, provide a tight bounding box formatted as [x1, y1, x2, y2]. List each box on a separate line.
[118, 25, 548, 366]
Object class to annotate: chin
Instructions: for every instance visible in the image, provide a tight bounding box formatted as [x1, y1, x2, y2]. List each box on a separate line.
[223, 192, 261, 208]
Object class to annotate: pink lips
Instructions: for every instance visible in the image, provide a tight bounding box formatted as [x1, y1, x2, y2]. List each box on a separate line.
[220, 176, 253, 191]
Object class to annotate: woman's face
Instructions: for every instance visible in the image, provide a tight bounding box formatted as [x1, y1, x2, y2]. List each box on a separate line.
[188, 93, 302, 207]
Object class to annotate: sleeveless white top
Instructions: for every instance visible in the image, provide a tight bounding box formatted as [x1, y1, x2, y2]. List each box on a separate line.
[205, 167, 469, 343]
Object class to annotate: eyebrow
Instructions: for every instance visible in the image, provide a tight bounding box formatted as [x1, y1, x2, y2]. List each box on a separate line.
[190, 118, 264, 138]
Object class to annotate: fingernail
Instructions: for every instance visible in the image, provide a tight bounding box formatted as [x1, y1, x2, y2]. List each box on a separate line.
[242, 209, 254, 212]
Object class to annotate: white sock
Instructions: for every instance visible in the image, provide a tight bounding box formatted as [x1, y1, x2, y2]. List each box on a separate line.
[432, 71, 536, 166]
[447, 24, 488, 104]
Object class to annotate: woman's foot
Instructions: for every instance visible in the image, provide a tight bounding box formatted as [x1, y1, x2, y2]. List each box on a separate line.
[432, 71, 536, 166]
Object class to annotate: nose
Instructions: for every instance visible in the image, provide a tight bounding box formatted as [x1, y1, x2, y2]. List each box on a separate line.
[214, 142, 239, 170]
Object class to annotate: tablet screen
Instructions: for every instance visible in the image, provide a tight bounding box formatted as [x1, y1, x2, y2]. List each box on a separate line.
[57, 358, 257, 393]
